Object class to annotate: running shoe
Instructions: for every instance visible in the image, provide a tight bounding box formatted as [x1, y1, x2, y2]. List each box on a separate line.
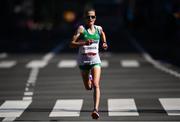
[91, 109, 99, 119]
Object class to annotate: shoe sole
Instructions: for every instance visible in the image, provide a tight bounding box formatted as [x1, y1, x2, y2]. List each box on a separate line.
[91, 112, 99, 119]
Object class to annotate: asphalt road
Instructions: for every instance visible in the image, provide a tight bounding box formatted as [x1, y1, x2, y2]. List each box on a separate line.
[0, 51, 180, 122]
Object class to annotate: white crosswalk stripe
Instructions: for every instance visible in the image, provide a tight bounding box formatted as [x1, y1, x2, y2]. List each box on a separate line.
[48, 98, 180, 117]
[0, 61, 17, 68]
[1, 98, 180, 119]
[58, 60, 77, 68]
[0, 100, 32, 121]
[159, 98, 180, 116]
[120, 60, 140, 67]
[49, 98, 180, 118]
[108, 98, 139, 116]
[49, 99, 83, 117]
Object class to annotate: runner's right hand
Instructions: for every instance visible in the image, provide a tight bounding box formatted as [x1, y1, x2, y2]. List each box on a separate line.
[85, 40, 93, 45]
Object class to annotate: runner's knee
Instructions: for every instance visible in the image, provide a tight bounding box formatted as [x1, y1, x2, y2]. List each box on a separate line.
[93, 82, 100, 88]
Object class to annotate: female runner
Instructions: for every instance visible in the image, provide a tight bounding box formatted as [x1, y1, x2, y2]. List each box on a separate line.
[70, 8, 108, 119]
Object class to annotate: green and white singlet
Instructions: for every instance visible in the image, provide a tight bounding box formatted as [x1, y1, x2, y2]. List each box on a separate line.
[77, 25, 102, 66]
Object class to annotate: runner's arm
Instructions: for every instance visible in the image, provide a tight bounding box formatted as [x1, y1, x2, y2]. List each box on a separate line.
[70, 26, 92, 48]
[100, 27, 108, 50]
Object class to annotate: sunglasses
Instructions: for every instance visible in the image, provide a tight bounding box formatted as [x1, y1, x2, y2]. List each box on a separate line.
[86, 15, 96, 19]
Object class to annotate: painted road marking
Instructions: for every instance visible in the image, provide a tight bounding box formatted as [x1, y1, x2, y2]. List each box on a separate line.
[22, 97, 32, 101]
[2, 117, 16, 122]
[130, 38, 180, 79]
[58, 60, 77, 68]
[49, 99, 83, 117]
[23, 68, 39, 101]
[108, 98, 139, 116]
[26, 60, 47, 68]
[58, 60, 108, 68]
[24, 92, 33, 96]
[26, 68, 39, 85]
[120, 60, 139, 68]
[43, 53, 54, 62]
[0, 100, 31, 121]
[0, 61, 16, 68]
[0, 53, 7, 58]
[101, 60, 109, 68]
[159, 98, 180, 116]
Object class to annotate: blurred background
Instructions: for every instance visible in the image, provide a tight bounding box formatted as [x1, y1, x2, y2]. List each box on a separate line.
[0, 0, 179, 66]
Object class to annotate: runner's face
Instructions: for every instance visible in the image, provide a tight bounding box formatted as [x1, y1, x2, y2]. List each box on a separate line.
[85, 11, 96, 26]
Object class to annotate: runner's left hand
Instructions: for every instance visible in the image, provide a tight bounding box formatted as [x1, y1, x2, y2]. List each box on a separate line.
[102, 42, 108, 50]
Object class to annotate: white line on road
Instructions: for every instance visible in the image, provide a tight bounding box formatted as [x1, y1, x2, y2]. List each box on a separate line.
[58, 60, 77, 68]
[25, 87, 29, 92]
[26, 52, 54, 68]
[49, 99, 83, 117]
[130, 38, 180, 79]
[101, 60, 109, 68]
[0, 61, 16, 68]
[24, 43, 63, 100]
[0, 100, 32, 121]
[22, 97, 32, 101]
[1, 41, 67, 121]
[2, 117, 16, 122]
[42, 53, 54, 62]
[24, 92, 33, 96]
[108, 98, 139, 116]
[120, 60, 139, 68]
[143, 53, 180, 79]
[159, 98, 180, 116]
[58, 60, 109, 68]
[27, 68, 39, 85]
[26, 60, 47, 68]
[0, 53, 7, 58]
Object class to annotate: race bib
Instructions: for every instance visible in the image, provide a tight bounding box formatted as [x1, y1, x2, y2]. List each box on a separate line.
[80, 41, 99, 54]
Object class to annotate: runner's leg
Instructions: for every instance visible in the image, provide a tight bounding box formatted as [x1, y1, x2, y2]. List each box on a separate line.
[81, 70, 92, 90]
[91, 66, 101, 111]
